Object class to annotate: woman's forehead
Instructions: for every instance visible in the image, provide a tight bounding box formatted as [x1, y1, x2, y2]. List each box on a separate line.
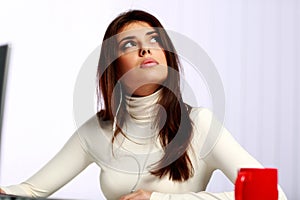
[117, 21, 156, 41]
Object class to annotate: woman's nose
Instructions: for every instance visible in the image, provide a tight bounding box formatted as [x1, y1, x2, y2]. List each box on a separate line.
[139, 48, 151, 57]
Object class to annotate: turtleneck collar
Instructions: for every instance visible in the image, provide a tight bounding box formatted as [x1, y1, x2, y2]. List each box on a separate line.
[125, 88, 162, 124]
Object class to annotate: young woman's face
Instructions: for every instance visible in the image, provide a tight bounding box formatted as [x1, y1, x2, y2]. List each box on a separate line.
[116, 21, 168, 96]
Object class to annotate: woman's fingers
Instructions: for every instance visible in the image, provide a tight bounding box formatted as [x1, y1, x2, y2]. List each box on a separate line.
[119, 189, 152, 200]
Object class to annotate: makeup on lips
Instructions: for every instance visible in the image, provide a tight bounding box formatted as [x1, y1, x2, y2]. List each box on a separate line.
[140, 58, 159, 68]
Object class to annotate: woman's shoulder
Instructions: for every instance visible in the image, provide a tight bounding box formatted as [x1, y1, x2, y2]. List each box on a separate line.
[188, 106, 225, 157]
[75, 114, 112, 145]
[189, 106, 214, 121]
[74, 114, 113, 162]
[76, 114, 110, 132]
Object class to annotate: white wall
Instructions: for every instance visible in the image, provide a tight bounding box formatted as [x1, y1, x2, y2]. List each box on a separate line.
[0, 0, 299, 199]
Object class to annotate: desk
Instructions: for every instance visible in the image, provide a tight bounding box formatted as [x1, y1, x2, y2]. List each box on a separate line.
[0, 194, 73, 200]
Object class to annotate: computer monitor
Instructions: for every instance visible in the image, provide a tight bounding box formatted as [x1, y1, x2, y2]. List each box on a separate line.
[0, 44, 10, 156]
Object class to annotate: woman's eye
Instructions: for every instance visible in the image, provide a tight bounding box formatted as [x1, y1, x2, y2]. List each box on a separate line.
[150, 36, 159, 43]
[121, 41, 137, 51]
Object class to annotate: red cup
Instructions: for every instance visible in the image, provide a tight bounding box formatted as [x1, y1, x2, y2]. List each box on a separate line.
[235, 168, 278, 200]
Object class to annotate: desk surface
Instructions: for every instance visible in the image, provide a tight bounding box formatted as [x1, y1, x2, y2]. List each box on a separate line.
[0, 194, 75, 200]
[0, 194, 36, 200]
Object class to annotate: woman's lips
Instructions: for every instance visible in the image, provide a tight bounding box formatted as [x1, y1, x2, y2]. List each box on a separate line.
[140, 58, 159, 68]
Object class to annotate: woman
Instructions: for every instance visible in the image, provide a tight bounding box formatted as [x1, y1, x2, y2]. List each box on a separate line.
[0, 10, 287, 200]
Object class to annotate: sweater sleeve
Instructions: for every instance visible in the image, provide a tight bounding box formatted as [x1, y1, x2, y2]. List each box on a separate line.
[150, 108, 288, 200]
[0, 132, 94, 198]
[150, 130, 288, 200]
[151, 191, 234, 200]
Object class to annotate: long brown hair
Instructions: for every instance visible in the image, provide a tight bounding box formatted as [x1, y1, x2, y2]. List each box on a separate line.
[96, 10, 194, 181]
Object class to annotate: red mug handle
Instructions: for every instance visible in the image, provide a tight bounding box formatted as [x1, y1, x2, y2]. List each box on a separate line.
[235, 172, 248, 200]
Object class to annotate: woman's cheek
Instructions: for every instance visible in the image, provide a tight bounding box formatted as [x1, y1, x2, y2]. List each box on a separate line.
[117, 54, 139, 76]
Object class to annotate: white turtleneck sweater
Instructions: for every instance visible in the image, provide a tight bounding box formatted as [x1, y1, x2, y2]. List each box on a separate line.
[1, 90, 287, 200]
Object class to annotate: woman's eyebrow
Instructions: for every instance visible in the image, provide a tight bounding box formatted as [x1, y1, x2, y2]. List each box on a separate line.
[118, 31, 158, 44]
[146, 31, 158, 35]
[119, 36, 136, 44]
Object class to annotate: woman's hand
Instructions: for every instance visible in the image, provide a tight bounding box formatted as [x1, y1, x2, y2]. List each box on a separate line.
[0, 188, 6, 194]
[119, 189, 152, 200]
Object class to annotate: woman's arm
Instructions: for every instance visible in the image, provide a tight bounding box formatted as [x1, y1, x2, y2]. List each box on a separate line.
[204, 129, 288, 200]
[0, 132, 93, 198]
[121, 190, 234, 200]
[149, 125, 288, 200]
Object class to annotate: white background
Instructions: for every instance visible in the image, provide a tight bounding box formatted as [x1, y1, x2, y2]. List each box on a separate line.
[0, 0, 299, 199]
